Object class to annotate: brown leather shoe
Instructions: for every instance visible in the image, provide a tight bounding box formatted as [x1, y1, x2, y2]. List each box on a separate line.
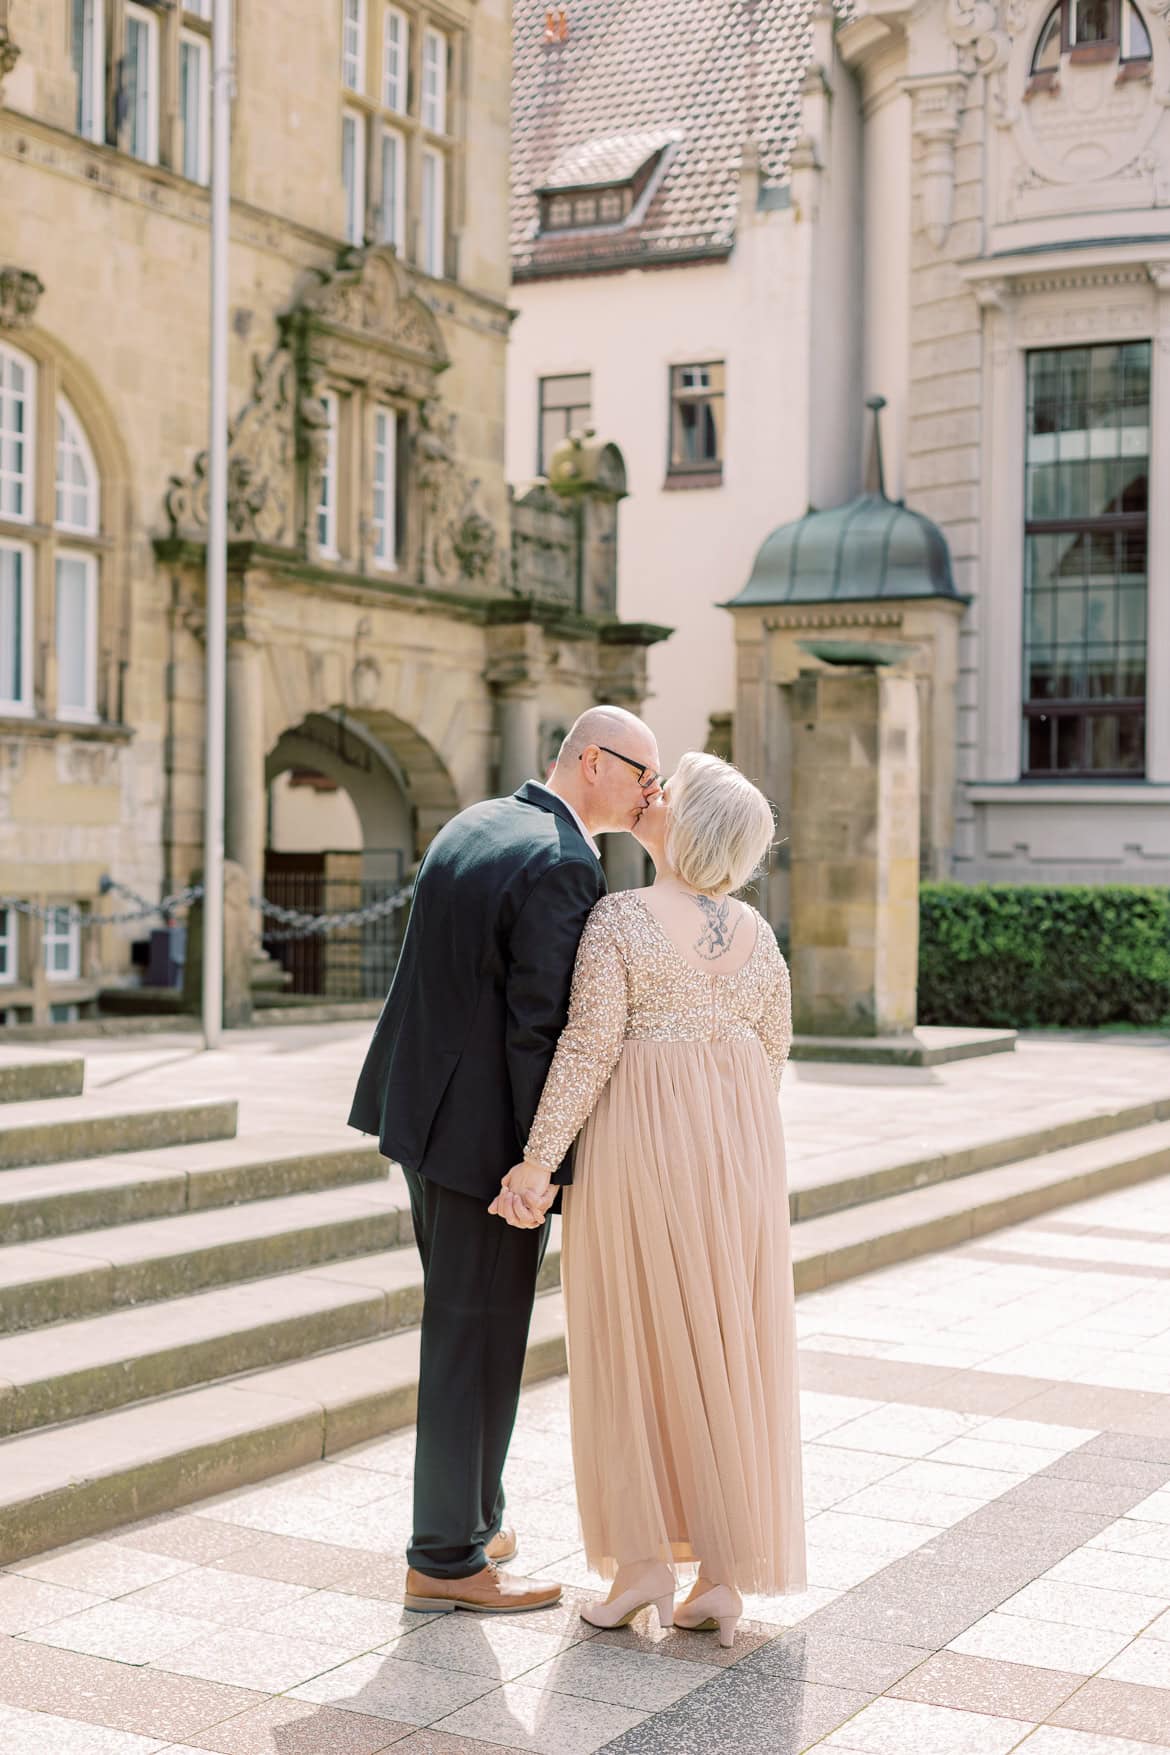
[486, 1526, 518, 1563]
[404, 1561, 561, 1615]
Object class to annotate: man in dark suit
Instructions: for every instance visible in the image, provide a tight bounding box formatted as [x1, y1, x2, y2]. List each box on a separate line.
[349, 705, 662, 1614]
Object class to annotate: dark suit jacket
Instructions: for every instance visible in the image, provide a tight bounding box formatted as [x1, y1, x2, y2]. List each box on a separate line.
[348, 783, 607, 1202]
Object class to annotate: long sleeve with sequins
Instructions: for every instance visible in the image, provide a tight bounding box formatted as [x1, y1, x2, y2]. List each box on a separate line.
[525, 905, 629, 1172]
[757, 942, 793, 1089]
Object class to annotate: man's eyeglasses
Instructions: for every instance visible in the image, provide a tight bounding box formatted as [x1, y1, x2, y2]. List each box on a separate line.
[583, 745, 664, 792]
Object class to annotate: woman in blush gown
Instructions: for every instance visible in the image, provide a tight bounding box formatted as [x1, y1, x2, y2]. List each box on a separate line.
[491, 752, 805, 1647]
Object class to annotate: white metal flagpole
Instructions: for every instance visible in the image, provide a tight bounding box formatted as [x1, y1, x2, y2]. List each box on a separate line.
[202, 0, 232, 1050]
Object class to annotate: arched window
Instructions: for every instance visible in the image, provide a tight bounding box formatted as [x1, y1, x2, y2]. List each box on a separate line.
[0, 357, 108, 723]
[1030, 0, 1153, 81]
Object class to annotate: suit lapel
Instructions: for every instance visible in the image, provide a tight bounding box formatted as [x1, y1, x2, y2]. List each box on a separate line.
[514, 782, 595, 855]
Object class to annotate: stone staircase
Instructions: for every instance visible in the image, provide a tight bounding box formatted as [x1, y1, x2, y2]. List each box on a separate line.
[0, 1054, 1168, 1567]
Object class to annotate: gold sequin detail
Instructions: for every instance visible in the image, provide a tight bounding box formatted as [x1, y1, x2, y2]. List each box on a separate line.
[526, 890, 792, 1171]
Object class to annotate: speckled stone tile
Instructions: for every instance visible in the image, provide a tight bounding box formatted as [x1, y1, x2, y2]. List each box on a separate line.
[253, 1590, 432, 1653]
[591, 1617, 772, 1667]
[116, 1519, 259, 1566]
[995, 1577, 1168, 1635]
[432, 1680, 645, 1755]
[289, 1651, 498, 1726]
[820, 1695, 1033, 1752]
[947, 1610, 1132, 1674]
[386, 1732, 531, 1755]
[1020, 1728, 1170, 1754]
[23, 1600, 220, 1666]
[1048, 1676, 1170, 1744]
[0, 1710, 166, 1754]
[1102, 1637, 1170, 1689]
[153, 1626, 355, 1693]
[519, 1640, 718, 1711]
[381, 1612, 580, 1681]
[170, 1695, 415, 1753]
[0, 1574, 103, 1634]
[887, 1648, 1082, 1718]
[0, 1640, 265, 1740]
[761, 1629, 931, 1693]
[120, 1567, 312, 1628]
[596, 1670, 868, 1754]
[209, 1535, 369, 1589]
[9, 1543, 192, 1597]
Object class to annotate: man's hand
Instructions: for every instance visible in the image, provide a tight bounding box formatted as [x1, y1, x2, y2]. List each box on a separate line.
[489, 1159, 555, 1229]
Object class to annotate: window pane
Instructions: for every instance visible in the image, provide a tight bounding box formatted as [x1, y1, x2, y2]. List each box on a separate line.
[1032, 4, 1062, 70]
[1023, 340, 1149, 776]
[56, 401, 99, 533]
[56, 555, 95, 718]
[180, 34, 209, 184]
[73, 0, 104, 141]
[372, 407, 396, 566]
[421, 149, 445, 276]
[125, 10, 156, 163]
[538, 375, 592, 472]
[0, 907, 15, 982]
[379, 128, 403, 249]
[0, 546, 27, 707]
[1074, 0, 1116, 41]
[383, 7, 407, 109]
[316, 393, 338, 554]
[0, 348, 32, 520]
[422, 29, 447, 131]
[670, 362, 725, 469]
[342, 0, 364, 89]
[342, 112, 364, 245]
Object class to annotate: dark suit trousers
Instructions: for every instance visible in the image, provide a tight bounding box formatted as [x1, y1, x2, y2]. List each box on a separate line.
[403, 1164, 550, 1579]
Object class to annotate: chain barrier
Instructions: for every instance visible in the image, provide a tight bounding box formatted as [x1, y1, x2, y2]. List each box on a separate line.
[1, 875, 414, 940]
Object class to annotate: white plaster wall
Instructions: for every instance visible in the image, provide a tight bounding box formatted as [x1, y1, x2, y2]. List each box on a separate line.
[861, 50, 912, 500]
[506, 211, 812, 770]
[268, 773, 364, 854]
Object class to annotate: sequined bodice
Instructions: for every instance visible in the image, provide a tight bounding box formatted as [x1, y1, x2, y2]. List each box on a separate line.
[526, 890, 792, 1172]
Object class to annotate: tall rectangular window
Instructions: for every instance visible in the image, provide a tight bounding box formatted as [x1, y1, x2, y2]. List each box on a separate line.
[342, 109, 366, 246]
[0, 347, 33, 522]
[179, 30, 210, 184]
[669, 362, 726, 474]
[56, 553, 99, 722]
[342, 0, 365, 90]
[537, 373, 592, 474]
[0, 907, 16, 985]
[1023, 342, 1150, 777]
[44, 907, 82, 982]
[124, 4, 159, 164]
[72, 0, 105, 143]
[0, 542, 32, 714]
[316, 391, 340, 557]
[383, 5, 408, 111]
[422, 27, 447, 132]
[379, 126, 405, 250]
[420, 147, 445, 277]
[371, 407, 397, 568]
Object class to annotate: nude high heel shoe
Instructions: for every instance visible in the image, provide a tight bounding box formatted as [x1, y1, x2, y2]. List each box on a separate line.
[579, 1561, 676, 1631]
[673, 1582, 742, 1647]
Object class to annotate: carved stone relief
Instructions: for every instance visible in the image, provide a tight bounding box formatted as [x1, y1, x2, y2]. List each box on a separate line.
[0, 266, 44, 330]
[166, 349, 295, 544]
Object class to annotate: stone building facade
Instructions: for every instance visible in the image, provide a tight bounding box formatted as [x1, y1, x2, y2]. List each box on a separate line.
[0, 0, 661, 1022]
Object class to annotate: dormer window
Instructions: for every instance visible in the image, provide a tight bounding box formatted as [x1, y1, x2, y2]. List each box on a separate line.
[536, 130, 676, 236]
[1029, 0, 1152, 89]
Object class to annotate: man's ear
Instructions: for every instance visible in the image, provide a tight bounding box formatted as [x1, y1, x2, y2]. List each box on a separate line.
[579, 745, 600, 783]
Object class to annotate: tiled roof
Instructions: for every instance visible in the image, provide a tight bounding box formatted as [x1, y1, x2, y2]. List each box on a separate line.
[511, 0, 842, 278]
[539, 128, 680, 192]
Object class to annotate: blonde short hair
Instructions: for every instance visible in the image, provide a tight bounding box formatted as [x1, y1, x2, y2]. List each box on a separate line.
[664, 753, 775, 897]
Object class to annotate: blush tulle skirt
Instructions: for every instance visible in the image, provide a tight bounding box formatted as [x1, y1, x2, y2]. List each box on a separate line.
[560, 1037, 806, 1594]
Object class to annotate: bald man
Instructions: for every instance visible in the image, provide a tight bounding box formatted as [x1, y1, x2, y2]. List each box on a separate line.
[349, 707, 662, 1614]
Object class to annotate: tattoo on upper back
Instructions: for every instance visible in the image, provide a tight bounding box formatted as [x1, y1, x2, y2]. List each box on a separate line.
[689, 894, 743, 961]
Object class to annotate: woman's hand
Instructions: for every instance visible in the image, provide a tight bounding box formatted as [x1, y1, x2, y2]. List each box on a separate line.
[489, 1159, 555, 1228]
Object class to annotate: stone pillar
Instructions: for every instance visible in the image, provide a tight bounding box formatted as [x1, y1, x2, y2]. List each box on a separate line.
[601, 832, 646, 894]
[497, 685, 541, 794]
[783, 665, 920, 1037]
[225, 638, 265, 910]
[183, 859, 254, 1027]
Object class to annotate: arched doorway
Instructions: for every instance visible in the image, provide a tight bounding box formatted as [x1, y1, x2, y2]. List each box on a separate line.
[262, 708, 455, 999]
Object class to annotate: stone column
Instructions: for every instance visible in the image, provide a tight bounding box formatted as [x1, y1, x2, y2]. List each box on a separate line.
[497, 685, 541, 794]
[783, 665, 920, 1037]
[224, 637, 266, 910]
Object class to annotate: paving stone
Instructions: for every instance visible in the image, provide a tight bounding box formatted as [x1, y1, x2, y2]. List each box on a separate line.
[0, 1639, 265, 1740]
[887, 1648, 1083, 1718]
[1021, 1730, 1170, 1755]
[0, 1573, 104, 1633]
[597, 1670, 868, 1754]
[1049, 1676, 1170, 1744]
[154, 1626, 356, 1693]
[289, 1652, 498, 1726]
[123, 1567, 312, 1627]
[948, 1610, 1133, 1674]
[820, 1695, 1034, 1751]
[24, 1598, 221, 1665]
[10, 1543, 193, 1596]
[518, 1640, 718, 1710]
[210, 1535, 372, 1589]
[169, 1696, 414, 1753]
[387, 1733, 532, 1755]
[755, 1628, 930, 1692]
[434, 1679, 647, 1754]
[996, 1578, 1169, 1636]
[382, 1612, 579, 1680]
[0, 1711, 167, 1754]
[1101, 1637, 1170, 1689]
[590, 1618, 772, 1667]
[116, 1519, 259, 1566]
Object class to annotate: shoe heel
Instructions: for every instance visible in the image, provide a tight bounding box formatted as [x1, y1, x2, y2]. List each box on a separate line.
[404, 1594, 456, 1613]
[655, 1593, 675, 1630]
[716, 1614, 738, 1648]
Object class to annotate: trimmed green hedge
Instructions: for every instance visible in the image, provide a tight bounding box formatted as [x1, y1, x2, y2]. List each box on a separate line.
[918, 883, 1170, 1029]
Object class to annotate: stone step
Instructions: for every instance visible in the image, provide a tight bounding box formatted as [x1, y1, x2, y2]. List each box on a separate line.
[0, 1059, 86, 1104]
[0, 1231, 562, 1439]
[792, 1116, 1170, 1291]
[0, 1291, 568, 1565]
[788, 1089, 1170, 1222]
[0, 1136, 388, 1242]
[0, 1175, 411, 1331]
[0, 1095, 239, 1171]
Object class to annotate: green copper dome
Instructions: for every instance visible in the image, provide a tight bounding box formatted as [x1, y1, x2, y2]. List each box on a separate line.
[728, 491, 960, 609]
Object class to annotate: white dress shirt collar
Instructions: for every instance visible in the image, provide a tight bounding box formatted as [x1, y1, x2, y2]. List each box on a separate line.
[527, 781, 601, 859]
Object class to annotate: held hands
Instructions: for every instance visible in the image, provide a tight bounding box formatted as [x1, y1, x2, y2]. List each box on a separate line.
[488, 1159, 555, 1229]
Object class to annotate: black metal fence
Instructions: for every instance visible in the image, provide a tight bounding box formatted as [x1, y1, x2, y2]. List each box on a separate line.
[262, 850, 407, 1000]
